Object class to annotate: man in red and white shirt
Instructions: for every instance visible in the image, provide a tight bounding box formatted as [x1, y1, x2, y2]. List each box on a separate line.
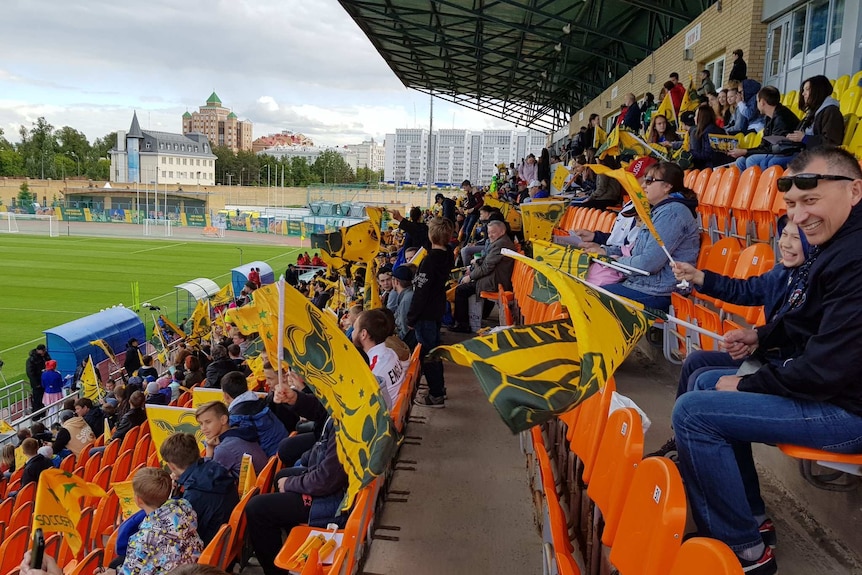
[352, 309, 406, 410]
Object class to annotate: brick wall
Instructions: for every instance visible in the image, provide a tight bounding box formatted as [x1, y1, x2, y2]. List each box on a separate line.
[569, 0, 767, 135]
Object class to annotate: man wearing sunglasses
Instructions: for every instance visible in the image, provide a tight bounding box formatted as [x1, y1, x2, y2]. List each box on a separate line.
[671, 146, 862, 575]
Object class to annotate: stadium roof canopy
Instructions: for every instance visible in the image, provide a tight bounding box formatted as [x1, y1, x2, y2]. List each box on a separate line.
[339, 0, 715, 131]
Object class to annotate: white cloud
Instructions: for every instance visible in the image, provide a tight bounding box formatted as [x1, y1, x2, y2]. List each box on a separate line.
[0, 0, 519, 146]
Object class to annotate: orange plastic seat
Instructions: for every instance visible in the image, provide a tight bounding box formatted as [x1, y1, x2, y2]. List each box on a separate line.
[692, 168, 713, 197]
[225, 486, 260, 568]
[480, 284, 515, 327]
[256, 456, 279, 494]
[102, 439, 121, 464]
[668, 293, 695, 359]
[13, 481, 36, 511]
[587, 407, 645, 546]
[710, 166, 741, 235]
[110, 449, 134, 483]
[720, 244, 775, 324]
[0, 498, 13, 526]
[534, 427, 574, 555]
[92, 466, 112, 491]
[76, 441, 95, 471]
[683, 169, 700, 189]
[120, 425, 140, 454]
[8, 501, 32, 534]
[91, 489, 120, 549]
[102, 529, 120, 567]
[132, 433, 151, 469]
[693, 237, 742, 307]
[747, 165, 783, 241]
[83, 452, 103, 482]
[608, 457, 688, 575]
[669, 537, 744, 575]
[198, 523, 232, 569]
[68, 548, 104, 575]
[0, 526, 31, 575]
[59, 453, 77, 473]
[729, 166, 761, 238]
[693, 304, 722, 351]
[570, 378, 617, 484]
[44, 533, 63, 561]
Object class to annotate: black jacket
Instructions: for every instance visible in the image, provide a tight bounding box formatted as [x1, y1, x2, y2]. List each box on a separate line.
[26, 350, 50, 388]
[83, 406, 106, 437]
[738, 203, 862, 415]
[22, 454, 53, 487]
[407, 247, 454, 327]
[176, 459, 239, 544]
[114, 407, 147, 442]
[398, 218, 430, 250]
[123, 345, 142, 375]
[621, 104, 642, 133]
[748, 104, 801, 155]
[440, 198, 457, 224]
[205, 358, 237, 389]
[728, 58, 747, 82]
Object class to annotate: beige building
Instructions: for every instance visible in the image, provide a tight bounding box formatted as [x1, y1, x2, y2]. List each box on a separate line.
[182, 92, 253, 152]
[345, 139, 385, 172]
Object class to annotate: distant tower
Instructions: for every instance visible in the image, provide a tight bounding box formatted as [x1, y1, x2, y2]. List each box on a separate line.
[126, 111, 144, 183]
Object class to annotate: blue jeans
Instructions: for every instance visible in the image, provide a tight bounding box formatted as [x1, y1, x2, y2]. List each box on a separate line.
[413, 320, 445, 398]
[672, 391, 862, 553]
[603, 282, 671, 311]
[735, 153, 794, 171]
[692, 368, 740, 391]
[676, 351, 743, 398]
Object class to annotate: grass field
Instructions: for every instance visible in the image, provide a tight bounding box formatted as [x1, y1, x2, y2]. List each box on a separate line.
[0, 233, 300, 384]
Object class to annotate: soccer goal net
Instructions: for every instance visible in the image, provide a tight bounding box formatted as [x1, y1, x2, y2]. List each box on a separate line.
[0, 212, 59, 237]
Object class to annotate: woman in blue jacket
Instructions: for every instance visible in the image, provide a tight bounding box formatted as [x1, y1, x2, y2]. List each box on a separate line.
[599, 161, 700, 310]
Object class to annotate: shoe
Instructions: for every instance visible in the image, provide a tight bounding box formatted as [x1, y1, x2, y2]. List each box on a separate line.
[759, 519, 777, 549]
[738, 546, 777, 574]
[447, 323, 473, 334]
[647, 437, 678, 461]
[414, 394, 445, 408]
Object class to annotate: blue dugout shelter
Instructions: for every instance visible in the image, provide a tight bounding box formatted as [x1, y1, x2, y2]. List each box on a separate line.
[232, 261, 274, 296]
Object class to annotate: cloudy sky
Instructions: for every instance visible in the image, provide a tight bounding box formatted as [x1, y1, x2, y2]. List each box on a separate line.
[0, 0, 516, 147]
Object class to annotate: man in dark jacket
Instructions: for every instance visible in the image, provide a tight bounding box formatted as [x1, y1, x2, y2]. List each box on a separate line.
[619, 93, 642, 133]
[451, 220, 516, 334]
[20, 438, 53, 487]
[729, 86, 801, 171]
[75, 397, 106, 437]
[672, 148, 862, 574]
[25, 344, 50, 415]
[728, 48, 747, 82]
[245, 415, 348, 575]
[222, 371, 289, 457]
[160, 432, 239, 545]
[204, 344, 235, 388]
[435, 193, 457, 224]
[123, 338, 142, 376]
[113, 391, 147, 442]
[284, 264, 300, 287]
[392, 206, 429, 250]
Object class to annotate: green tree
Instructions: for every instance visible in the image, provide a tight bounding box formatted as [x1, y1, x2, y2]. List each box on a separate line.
[311, 150, 354, 185]
[17, 117, 58, 179]
[0, 127, 11, 150]
[356, 166, 383, 183]
[56, 126, 90, 178]
[290, 157, 313, 186]
[0, 149, 24, 176]
[17, 182, 35, 211]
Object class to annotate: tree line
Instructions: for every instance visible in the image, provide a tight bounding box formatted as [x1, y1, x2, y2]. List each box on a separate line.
[0, 116, 383, 187]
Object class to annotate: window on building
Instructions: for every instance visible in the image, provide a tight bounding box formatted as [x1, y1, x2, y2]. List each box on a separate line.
[703, 55, 725, 89]
[161, 157, 166, 164]
[162, 170, 166, 178]
[169, 157, 174, 165]
[789, 6, 807, 69]
[183, 158, 187, 165]
[196, 159, 200, 166]
[806, 0, 830, 62]
[829, 0, 844, 54]
[169, 171, 174, 178]
[145, 143, 150, 149]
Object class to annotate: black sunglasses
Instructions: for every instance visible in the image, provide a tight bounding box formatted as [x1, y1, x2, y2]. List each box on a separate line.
[776, 173, 855, 192]
[643, 177, 665, 185]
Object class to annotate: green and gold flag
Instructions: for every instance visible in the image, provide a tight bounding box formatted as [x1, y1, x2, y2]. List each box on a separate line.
[188, 299, 211, 342]
[484, 195, 522, 233]
[594, 124, 608, 148]
[230, 282, 397, 510]
[158, 315, 186, 339]
[147, 405, 203, 465]
[519, 201, 567, 243]
[33, 470, 106, 555]
[432, 252, 650, 433]
[88, 339, 117, 364]
[80, 355, 103, 402]
[530, 240, 592, 302]
[210, 283, 234, 308]
[311, 219, 380, 272]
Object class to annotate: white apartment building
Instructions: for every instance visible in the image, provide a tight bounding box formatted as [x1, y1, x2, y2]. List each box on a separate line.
[384, 128, 547, 185]
[258, 146, 359, 171]
[345, 139, 385, 172]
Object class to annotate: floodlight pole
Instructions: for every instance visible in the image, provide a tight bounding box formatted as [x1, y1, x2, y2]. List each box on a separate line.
[237, 247, 243, 266]
[427, 90, 433, 209]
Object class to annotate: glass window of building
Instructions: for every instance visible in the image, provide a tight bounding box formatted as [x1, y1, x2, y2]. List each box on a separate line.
[789, 6, 807, 69]
[805, 0, 830, 63]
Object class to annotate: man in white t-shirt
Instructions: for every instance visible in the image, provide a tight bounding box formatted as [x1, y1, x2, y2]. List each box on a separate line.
[352, 309, 406, 410]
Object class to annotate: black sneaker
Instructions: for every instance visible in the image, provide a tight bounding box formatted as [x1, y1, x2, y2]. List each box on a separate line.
[738, 546, 777, 574]
[759, 518, 777, 549]
[414, 394, 445, 408]
[647, 437, 678, 460]
[447, 323, 473, 334]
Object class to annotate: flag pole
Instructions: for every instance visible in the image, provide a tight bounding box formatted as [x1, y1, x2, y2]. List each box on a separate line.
[277, 276, 285, 386]
[590, 257, 650, 276]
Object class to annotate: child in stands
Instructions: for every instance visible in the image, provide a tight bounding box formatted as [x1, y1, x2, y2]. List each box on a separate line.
[160, 432, 239, 545]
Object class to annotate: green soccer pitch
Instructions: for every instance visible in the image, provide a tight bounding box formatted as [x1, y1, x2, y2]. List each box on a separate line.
[0, 234, 300, 384]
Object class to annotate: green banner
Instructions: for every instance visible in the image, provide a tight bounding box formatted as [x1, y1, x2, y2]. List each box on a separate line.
[186, 213, 207, 227]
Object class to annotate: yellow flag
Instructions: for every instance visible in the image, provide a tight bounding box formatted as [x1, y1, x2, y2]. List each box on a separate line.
[189, 299, 211, 342]
[311, 219, 381, 272]
[159, 315, 186, 339]
[33, 469, 107, 555]
[551, 164, 570, 193]
[596, 125, 620, 158]
[192, 387, 229, 408]
[617, 130, 670, 161]
[593, 124, 608, 148]
[0, 420, 13, 434]
[81, 356, 103, 402]
[519, 201, 567, 243]
[589, 165, 665, 252]
[210, 283, 234, 308]
[238, 453, 257, 496]
[230, 281, 397, 510]
[680, 76, 699, 114]
[88, 339, 117, 364]
[112, 480, 141, 520]
[655, 92, 678, 126]
[104, 421, 112, 443]
[483, 195, 522, 233]
[146, 405, 203, 465]
[15, 445, 27, 470]
[364, 260, 382, 311]
[408, 246, 427, 267]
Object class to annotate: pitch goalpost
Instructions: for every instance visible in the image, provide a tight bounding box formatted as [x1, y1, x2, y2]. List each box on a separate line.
[0, 212, 59, 237]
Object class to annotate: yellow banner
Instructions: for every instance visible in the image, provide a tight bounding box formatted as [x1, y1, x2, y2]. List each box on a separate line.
[589, 165, 664, 250]
[594, 125, 608, 148]
[0, 420, 14, 434]
[311, 219, 380, 272]
[33, 469, 106, 555]
[192, 387, 228, 408]
[238, 453, 257, 496]
[112, 480, 141, 521]
[483, 195, 522, 232]
[519, 201, 567, 243]
[210, 283, 234, 308]
[81, 356, 103, 402]
[189, 299, 211, 342]
[551, 164, 570, 194]
[88, 339, 117, 364]
[230, 282, 397, 510]
[146, 405, 204, 465]
[159, 314, 186, 339]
